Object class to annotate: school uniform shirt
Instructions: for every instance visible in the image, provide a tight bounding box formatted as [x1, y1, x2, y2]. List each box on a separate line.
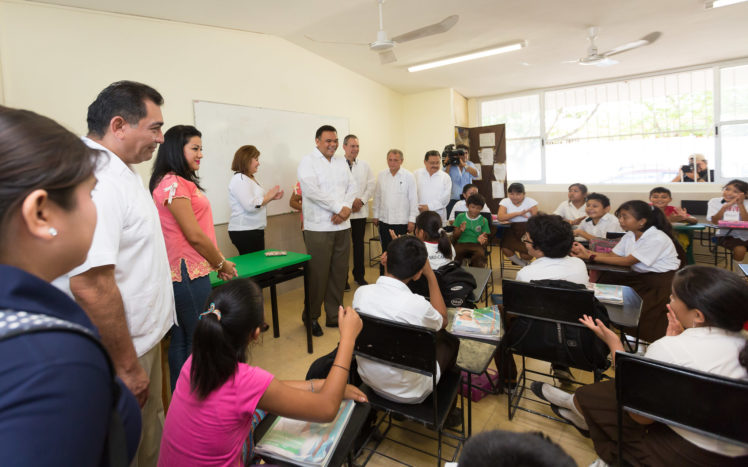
[448, 199, 490, 221]
[707, 197, 748, 241]
[611, 227, 680, 273]
[56, 137, 175, 357]
[425, 241, 456, 270]
[554, 201, 587, 222]
[414, 168, 452, 223]
[346, 157, 376, 220]
[578, 213, 624, 238]
[454, 212, 490, 244]
[353, 276, 444, 403]
[644, 327, 748, 457]
[372, 168, 418, 225]
[515, 256, 589, 285]
[297, 148, 358, 232]
[227, 173, 267, 231]
[499, 196, 538, 223]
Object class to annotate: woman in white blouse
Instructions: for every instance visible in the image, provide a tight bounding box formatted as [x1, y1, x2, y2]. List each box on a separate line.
[228, 145, 283, 254]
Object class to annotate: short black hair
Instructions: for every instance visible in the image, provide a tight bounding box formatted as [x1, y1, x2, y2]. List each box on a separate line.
[586, 192, 610, 208]
[466, 193, 485, 208]
[507, 182, 525, 194]
[87, 80, 163, 138]
[461, 183, 477, 195]
[424, 150, 440, 161]
[458, 430, 575, 467]
[526, 214, 574, 258]
[569, 183, 588, 195]
[315, 125, 337, 139]
[343, 134, 357, 145]
[649, 186, 672, 197]
[386, 236, 427, 280]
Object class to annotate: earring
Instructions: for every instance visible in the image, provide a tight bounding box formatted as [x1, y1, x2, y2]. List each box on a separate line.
[48, 227, 58, 237]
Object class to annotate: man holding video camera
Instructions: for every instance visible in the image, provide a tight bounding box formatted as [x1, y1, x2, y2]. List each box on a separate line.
[444, 144, 478, 218]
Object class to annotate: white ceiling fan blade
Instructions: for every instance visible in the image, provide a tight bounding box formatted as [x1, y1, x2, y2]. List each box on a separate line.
[379, 49, 397, 64]
[304, 34, 368, 46]
[391, 15, 458, 43]
[603, 31, 661, 57]
[579, 57, 618, 67]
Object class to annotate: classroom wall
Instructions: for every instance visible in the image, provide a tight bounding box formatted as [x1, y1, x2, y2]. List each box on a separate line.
[400, 88, 455, 170]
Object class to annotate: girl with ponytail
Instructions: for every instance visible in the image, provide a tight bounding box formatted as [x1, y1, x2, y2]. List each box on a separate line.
[414, 210, 455, 270]
[159, 278, 366, 466]
[572, 200, 682, 342]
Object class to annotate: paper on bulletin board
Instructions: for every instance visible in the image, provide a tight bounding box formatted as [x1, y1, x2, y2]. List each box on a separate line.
[493, 163, 507, 181]
[479, 148, 494, 165]
[492, 181, 505, 198]
[479, 133, 495, 147]
[473, 165, 482, 180]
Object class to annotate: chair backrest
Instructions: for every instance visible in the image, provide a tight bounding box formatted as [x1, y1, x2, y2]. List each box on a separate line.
[681, 199, 708, 216]
[616, 352, 748, 448]
[354, 313, 437, 377]
[502, 279, 595, 325]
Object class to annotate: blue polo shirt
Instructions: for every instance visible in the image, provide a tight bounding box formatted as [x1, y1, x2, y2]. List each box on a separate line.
[446, 161, 477, 200]
[0, 265, 141, 465]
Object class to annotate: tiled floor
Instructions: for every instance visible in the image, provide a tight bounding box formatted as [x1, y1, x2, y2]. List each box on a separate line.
[248, 253, 600, 466]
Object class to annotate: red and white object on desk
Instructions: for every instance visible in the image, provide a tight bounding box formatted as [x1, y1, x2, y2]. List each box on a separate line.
[717, 220, 748, 228]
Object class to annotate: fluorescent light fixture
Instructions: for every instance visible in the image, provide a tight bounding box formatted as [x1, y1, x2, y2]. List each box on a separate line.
[408, 41, 526, 72]
[705, 0, 748, 8]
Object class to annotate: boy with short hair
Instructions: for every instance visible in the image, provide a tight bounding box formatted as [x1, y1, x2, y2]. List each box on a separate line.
[353, 236, 459, 404]
[516, 214, 589, 284]
[649, 186, 697, 225]
[453, 193, 491, 267]
[573, 192, 624, 240]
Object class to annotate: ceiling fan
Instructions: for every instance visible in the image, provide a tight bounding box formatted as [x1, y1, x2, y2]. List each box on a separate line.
[565, 27, 662, 67]
[305, 0, 458, 64]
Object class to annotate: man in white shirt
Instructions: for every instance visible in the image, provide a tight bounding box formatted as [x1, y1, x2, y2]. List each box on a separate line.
[297, 125, 358, 335]
[343, 134, 375, 286]
[64, 81, 176, 467]
[373, 149, 418, 274]
[414, 150, 452, 224]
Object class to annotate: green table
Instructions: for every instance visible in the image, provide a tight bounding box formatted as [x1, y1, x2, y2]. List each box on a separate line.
[672, 223, 707, 265]
[210, 250, 313, 353]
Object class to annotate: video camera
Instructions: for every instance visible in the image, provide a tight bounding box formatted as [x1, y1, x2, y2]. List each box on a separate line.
[442, 144, 466, 167]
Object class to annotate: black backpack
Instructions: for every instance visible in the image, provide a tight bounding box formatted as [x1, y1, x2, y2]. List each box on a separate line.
[434, 261, 477, 308]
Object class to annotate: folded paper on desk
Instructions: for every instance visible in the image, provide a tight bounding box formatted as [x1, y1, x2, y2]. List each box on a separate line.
[255, 399, 355, 467]
[587, 283, 623, 304]
[450, 306, 501, 340]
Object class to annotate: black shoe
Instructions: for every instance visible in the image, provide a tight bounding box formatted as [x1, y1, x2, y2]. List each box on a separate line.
[551, 364, 574, 385]
[550, 404, 590, 438]
[355, 277, 369, 286]
[310, 320, 323, 337]
[344, 281, 351, 292]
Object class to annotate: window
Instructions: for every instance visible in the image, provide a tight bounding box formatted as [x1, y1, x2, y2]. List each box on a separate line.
[478, 63, 748, 183]
[481, 94, 541, 180]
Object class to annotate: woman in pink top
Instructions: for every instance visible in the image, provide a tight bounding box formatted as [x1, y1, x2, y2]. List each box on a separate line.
[149, 125, 238, 392]
[159, 278, 367, 466]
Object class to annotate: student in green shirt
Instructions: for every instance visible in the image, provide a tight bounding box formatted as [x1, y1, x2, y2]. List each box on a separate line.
[453, 193, 490, 267]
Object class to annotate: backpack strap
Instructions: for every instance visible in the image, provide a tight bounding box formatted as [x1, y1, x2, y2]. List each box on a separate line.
[0, 309, 128, 467]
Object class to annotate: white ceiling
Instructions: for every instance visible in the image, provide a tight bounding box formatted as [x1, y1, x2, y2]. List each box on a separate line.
[30, 0, 748, 97]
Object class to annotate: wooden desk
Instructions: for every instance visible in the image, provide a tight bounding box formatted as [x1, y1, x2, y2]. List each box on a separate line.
[672, 222, 707, 264]
[210, 250, 314, 354]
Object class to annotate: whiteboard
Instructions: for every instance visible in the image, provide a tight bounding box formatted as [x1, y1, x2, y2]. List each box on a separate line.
[193, 101, 349, 224]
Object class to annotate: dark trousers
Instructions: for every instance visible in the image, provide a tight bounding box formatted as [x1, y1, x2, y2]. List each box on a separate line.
[229, 229, 265, 255]
[446, 199, 459, 219]
[378, 222, 408, 275]
[350, 218, 367, 281]
[454, 242, 487, 267]
[169, 260, 211, 392]
[304, 229, 351, 323]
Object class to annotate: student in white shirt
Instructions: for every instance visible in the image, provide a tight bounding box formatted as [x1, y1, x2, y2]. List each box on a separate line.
[554, 183, 588, 225]
[572, 200, 682, 342]
[372, 149, 418, 273]
[343, 134, 376, 286]
[414, 211, 455, 271]
[414, 150, 452, 225]
[448, 183, 491, 223]
[574, 193, 624, 241]
[227, 145, 283, 254]
[533, 265, 748, 466]
[497, 182, 539, 266]
[706, 179, 748, 265]
[353, 236, 459, 406]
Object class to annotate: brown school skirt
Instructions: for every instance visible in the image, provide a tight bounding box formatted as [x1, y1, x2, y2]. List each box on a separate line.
[501, 222, 528, 255]
[576, 380, 748, 467]
[597, 270, 675, 343]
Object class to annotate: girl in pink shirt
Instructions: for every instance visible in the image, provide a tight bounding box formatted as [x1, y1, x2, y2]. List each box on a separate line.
[150, 125, 239, 391]
[159, 278, 366, 467]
